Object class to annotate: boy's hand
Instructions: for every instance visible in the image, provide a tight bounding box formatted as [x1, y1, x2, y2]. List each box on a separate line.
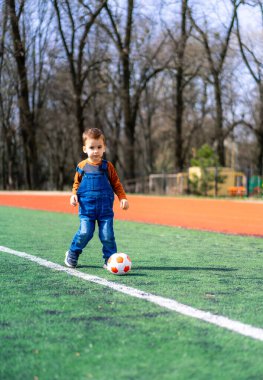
[70, 194, 78, 207]
[120, 199, 129, 210]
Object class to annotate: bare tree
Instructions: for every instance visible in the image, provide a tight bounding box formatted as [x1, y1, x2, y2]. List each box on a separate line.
[6, 0, 54, 189]
[236, 1, 263, 174]
[93, 60, 123, 169]
[102, 0, 168, 181]
[38, 64, 78, 190]
[164, 0, 201, 171]
[188, 0, 242, 166]
[52, 0, 107, 148]
[7, 0, 37, 188]
[173, 0, 189, 171]
[137, 78, 161, 174]
[0, 1, 16, 189]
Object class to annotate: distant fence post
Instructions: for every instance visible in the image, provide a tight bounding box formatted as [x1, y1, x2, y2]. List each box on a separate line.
[214, 166, 218, 197]
[246, 167, 251, 197]
[187, 167, 190, 194]
[162, 172, 166, 194]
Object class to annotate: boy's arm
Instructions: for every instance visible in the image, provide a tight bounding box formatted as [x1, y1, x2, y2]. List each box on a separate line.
[70, 166, 83, 206]
[107, 162, 129, 210]
[72, 170, 82, 195]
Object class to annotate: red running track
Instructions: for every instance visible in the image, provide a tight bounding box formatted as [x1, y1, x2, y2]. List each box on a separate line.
[0, 192, 262, 237]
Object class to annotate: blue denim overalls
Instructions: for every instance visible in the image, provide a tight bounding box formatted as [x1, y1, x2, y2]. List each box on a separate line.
[69, 160, 117, 261]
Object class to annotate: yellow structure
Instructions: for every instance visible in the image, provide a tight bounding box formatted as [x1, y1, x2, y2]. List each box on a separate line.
[188, 167, 246, 196]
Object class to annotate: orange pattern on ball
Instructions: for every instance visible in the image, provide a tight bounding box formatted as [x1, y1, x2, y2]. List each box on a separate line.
[116, 256, 124, 263]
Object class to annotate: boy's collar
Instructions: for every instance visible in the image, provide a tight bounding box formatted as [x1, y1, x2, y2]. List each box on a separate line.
[86, 158, 102, 166]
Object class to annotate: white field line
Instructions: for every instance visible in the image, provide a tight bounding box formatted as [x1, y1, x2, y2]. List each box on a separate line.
[1, 245, 263, 342]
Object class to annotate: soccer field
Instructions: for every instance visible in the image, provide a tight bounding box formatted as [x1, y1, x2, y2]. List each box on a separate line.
[1, 206, 263, 380]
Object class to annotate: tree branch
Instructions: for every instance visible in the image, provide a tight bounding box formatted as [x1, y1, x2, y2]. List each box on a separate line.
[235, 10, 259, 83]
[77, 0, 107, 81]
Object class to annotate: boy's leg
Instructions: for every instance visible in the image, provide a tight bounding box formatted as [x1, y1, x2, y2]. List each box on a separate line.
[97, 218, 117, 263]
[66, 217, 95, 267]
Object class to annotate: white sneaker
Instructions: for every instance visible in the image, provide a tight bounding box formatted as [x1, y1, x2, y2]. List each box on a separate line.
[65, 251, 78, 268]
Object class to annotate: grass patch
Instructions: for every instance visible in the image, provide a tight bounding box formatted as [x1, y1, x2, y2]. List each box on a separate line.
[0, 206, 263, 380]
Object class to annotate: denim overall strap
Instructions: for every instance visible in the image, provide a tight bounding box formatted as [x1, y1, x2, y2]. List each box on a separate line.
[100, 159, 108, 173]
[76, 161, 113, 195]
[76, 166, 85, 176]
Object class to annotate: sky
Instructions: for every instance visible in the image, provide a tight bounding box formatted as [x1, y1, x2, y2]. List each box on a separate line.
[138, 0, 263, 80]
[138, 0, 262, 33]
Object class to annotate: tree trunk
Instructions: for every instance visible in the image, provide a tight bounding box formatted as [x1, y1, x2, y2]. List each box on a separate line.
[257, 85, 263, 175]
[214, 74, 225, 166]
[175, 65, 184, 171]
[121, 0, 135, 181]
[8, 0, 37, 189]
[174, 0, 188, 171]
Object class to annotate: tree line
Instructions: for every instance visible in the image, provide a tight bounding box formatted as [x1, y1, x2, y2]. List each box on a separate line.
[0, 0, 262, 191]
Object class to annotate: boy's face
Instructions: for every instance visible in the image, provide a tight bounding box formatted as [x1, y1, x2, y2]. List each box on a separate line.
[83, 137, 106, 164]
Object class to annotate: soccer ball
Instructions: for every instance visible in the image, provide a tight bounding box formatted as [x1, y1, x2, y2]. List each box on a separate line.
[107, 253, 132, 275]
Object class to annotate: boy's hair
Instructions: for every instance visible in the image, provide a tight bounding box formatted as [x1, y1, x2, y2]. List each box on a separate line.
[82, 128, 106, 145]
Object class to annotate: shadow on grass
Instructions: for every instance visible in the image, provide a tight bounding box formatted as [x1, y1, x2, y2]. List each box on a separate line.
[136, 266, 237, 272]
[78, 264, 146, 276]
[78, 265, 106, 269]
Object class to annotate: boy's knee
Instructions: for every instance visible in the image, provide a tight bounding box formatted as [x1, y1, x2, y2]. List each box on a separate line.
[80, 219, 94, 236]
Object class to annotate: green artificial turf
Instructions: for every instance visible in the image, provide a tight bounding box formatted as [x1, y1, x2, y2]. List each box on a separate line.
[0, 206, 263, 380]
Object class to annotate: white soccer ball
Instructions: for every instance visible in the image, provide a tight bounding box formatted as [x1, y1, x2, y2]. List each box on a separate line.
[107, 253, 132, 275]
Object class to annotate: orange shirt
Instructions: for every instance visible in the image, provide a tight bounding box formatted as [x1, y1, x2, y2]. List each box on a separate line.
[72, 159, 127, 201]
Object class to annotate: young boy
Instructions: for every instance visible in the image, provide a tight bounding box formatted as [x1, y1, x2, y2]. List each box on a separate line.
[65, 128, 129, 269]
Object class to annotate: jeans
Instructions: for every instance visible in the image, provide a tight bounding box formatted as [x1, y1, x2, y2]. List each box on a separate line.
[69, 216, 117, 260]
